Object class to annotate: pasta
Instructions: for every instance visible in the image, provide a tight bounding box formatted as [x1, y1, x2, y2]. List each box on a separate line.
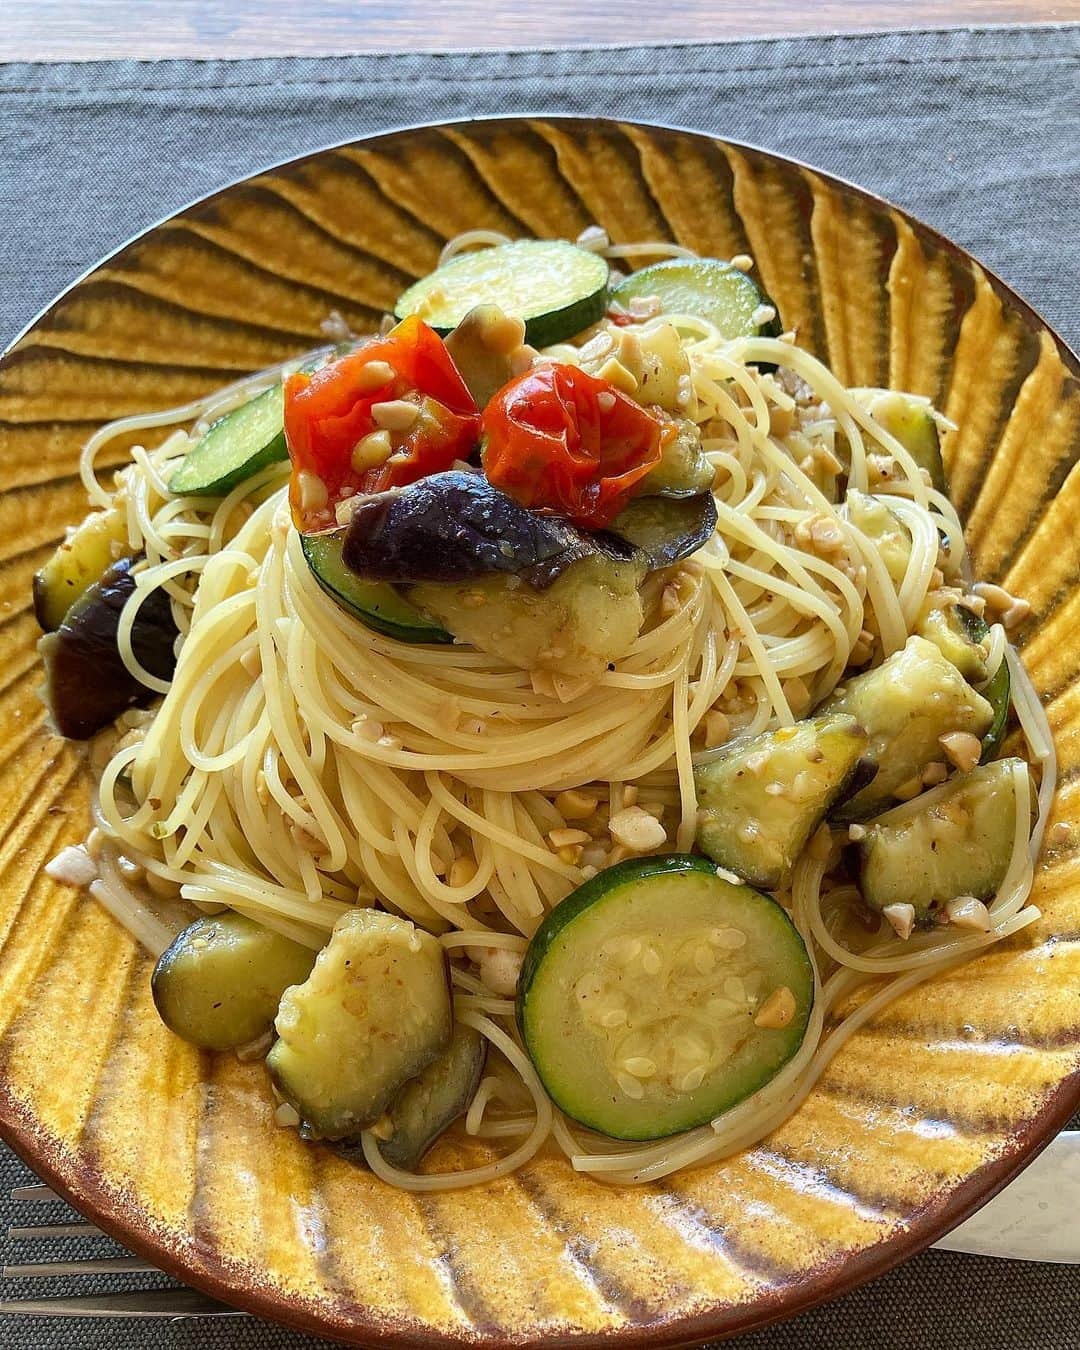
[39, 228, 1053, 1189]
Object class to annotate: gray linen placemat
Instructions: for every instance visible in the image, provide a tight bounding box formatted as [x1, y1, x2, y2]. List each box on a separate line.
[1, 24, 1078, 1350]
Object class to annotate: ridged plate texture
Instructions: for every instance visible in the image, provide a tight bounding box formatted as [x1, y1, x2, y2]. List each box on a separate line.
[0, 118, 1077, 1346]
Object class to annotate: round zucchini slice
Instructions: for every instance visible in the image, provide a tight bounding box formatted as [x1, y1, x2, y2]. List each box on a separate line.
[394, 240, 609, 347]
[517, 854, 813, 1140]
[170, 383, 287, 498]
[612, 258, 781, 343]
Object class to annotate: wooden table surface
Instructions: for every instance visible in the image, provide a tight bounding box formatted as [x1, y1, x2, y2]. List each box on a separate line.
[2, 0, 1077, 61]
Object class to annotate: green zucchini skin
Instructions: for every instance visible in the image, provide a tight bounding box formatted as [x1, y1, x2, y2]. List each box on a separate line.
[954, 606, 1011, 761]
[395, 240, 610, 348]
[170, 383, 288, 498]
[612, 258, 782, 343]
[517, 854, 814, 1140]
[301, 528, 453, 645]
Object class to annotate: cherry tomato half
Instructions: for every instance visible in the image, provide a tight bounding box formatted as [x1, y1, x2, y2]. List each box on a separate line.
[284, 316, 480, 531]
[481, 363, 664, 528]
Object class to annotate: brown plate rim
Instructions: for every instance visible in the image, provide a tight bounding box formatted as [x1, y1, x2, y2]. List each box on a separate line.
[1, 114, 1078, 1346]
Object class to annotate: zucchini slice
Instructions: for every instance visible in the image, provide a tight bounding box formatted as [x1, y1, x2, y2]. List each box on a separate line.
[395, 241, 609, 348]
[857, 758, 1031, 923]
[170, 382, 287, 497]
[268, 908, 452, 1140]
[612, 258, 781, 343]
[864, 391, 948, 494]
[694, 715, 870, 890]
[845, 490, 911, 587]
[33, 506, 128, 632]
[607, 493, 717, 571]
[302, 528, 453, 644]
[823, 636, 994, 819]
[152, 912, 316, 1051]
[517, 855, 813, 1140]
[917, 601, 988, 683]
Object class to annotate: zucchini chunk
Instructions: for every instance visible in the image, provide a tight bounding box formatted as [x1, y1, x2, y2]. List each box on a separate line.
[268, 909, 451, 1140]
[410, 552, 648, 679]
[607, 493, 717, 570]
[845, 490, 911, 586]
[632, 322, 694, 415]
[637, 417, 714, 496]
[302, 528, 452, 644]
[40, 556, 179, 740]
[857, 758, 1031, 923]
[823, 636, 994, 819]
[694, 715, 870, 890]
[611, 259, 781, 343]
[395, 240, 609, 348]
[33, 507, 128, 633]
[917, 600, 988, 683]
[517, 855, 813, 1140]
[377, 1024, 486, 1171]
[170, 383, 287, 497]
[863, 390, 947, 493]
[152, 913, 316, 1051]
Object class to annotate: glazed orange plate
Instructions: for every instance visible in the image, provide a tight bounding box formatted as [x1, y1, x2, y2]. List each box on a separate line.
[0, 118, 1077, 1345]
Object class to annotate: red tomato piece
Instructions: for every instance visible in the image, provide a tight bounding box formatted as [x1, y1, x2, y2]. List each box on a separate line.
[284, 316, 480, 531]
[481, 363, 664, 528]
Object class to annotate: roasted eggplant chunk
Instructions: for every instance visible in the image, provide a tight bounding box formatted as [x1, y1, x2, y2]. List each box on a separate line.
[40, 556, 178, 740]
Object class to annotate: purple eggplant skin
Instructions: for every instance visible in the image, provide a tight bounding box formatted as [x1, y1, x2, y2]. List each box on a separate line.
[40, 555, 178, 740]
[341, 470, 638, 592]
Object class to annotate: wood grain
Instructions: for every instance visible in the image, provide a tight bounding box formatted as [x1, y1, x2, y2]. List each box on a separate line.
[2, 0, 1077, 61]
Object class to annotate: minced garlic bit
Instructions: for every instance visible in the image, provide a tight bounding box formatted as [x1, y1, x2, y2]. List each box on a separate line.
[371, 398, 420, 432]
[447, 856, 477, 888]
[939, 730, 982, 774]
[608, 806, 666, 853]
[297, 470, 328, 512]
[946, 895, 992, 932]
[847, 823, 867, 842]
[730, 253, 754, 272]
[475, 947, 523, 997]
[274, 1101, 301, 1129]
[883, 903, 917, 940]
[555, 788, 599, 821]
[1048, 821, 1070, 846]
[701, 710, 730, 748]
[350, 428, 393, 472]
[548, 827, 590, 850]
[973, 581, 1031, 631]
[45, 844, 97, 887]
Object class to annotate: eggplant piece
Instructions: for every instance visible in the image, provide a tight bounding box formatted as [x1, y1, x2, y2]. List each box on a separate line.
[342, 470, 638, 592]
[378, 1023, 486, 1170]
[40, 556, 178, 740]
[606, 493, 717, 570]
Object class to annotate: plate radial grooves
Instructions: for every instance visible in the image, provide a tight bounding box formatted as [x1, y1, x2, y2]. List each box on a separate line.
[0, 118, 1076, 1348]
